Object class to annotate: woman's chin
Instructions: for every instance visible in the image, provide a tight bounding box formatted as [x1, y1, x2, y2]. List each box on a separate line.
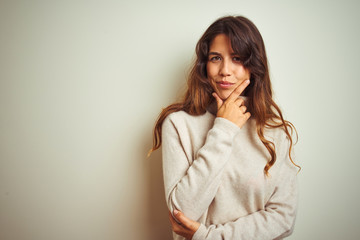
[218, 92, 232, 100]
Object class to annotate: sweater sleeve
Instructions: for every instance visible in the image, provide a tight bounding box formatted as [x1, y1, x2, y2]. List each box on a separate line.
[192, 137, 299, 240]
[162, 114, 240, 221]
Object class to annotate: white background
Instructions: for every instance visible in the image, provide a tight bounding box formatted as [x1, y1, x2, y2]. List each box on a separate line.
[1, 0, 359, 239]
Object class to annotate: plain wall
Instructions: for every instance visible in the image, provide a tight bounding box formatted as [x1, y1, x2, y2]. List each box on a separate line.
[1, 0, 359, 239]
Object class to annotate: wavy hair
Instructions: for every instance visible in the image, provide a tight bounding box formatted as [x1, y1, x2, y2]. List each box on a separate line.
[149, 16, 300, 175]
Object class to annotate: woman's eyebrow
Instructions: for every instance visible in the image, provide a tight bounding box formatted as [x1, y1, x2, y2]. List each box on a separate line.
[208, 52, 239, 56]
[208, 51, 221, 55]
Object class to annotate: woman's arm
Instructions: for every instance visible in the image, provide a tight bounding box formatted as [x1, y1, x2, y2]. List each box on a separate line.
[170, 143, 299, 240]
[162, 115, 240, 221]
[163, 81, 251, 221]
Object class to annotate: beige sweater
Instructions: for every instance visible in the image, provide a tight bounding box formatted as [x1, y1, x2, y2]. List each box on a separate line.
[162, 108, 298, 240]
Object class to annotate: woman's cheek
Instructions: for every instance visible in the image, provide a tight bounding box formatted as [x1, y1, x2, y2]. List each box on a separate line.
[209, 79, 217, 91]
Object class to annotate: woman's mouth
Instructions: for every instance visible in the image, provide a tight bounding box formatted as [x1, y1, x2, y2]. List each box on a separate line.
[216, 81, 234, 89]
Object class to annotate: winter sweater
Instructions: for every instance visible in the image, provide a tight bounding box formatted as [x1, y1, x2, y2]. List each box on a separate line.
[161, 104, 298, 240]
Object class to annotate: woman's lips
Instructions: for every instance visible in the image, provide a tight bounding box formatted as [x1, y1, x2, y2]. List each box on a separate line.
[216, 81, 234, 89]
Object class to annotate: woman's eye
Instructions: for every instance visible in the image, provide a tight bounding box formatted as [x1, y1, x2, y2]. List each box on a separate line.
[233, 57, 242, 62]
[210, 56, 221, 62]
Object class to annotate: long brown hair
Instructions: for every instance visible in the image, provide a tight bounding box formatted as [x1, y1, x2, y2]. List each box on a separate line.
[149, 16, 300, 175]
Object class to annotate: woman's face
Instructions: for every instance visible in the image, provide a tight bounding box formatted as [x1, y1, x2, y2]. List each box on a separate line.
[206, 34, 250, 100]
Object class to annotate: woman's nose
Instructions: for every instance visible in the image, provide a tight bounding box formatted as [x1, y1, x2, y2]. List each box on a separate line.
[219, 60, 231, 76]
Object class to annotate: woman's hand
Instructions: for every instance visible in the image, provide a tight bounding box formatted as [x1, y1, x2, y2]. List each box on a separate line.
[212, 79, 251, 128]
[169, 210, 200, 240]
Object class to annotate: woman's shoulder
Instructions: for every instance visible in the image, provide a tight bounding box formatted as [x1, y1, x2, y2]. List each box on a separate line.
[262, 122, 284, 139]
[163, 110, 214, 131]
[165, 110, 212, 123]
[166, 110, 191, 120]
[264, 124, 296, 158]
[263, 118, 295, 143]
[265, 123, 299, 167]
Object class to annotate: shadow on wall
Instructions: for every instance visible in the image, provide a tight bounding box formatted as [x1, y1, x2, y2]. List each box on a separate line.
[143, 141, 173, 239]
[142, 55, 190, 240]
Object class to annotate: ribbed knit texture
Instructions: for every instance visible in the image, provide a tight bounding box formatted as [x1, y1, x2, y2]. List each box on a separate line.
[162, 110, 298, 240]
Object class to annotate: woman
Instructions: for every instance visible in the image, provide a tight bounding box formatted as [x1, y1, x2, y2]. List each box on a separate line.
[149, 16, 300, 240]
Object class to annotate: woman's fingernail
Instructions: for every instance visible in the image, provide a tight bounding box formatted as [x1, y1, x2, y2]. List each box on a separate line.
[174, 209, 179, 215]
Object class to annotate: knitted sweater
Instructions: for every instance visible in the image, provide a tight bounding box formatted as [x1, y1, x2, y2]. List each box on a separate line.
[161, 107, 298, 240]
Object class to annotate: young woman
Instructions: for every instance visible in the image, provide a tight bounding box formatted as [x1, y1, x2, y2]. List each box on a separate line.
[150, 16, 300, 240]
